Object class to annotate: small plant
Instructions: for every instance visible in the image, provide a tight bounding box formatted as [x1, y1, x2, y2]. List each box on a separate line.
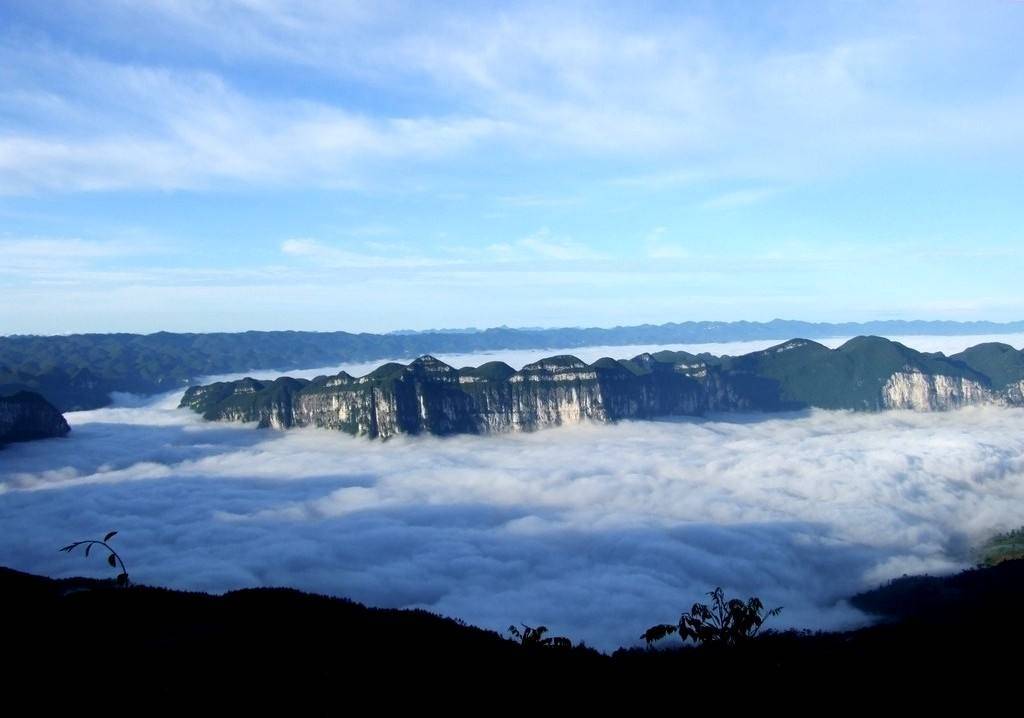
[59, 530, 129, 586]
[643, 587, 781, 648]
[507, 623, 572, 649]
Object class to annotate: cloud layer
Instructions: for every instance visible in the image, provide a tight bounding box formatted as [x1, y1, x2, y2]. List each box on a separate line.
[4, 339, 1024, 650]
[3, 2, 1023, 193]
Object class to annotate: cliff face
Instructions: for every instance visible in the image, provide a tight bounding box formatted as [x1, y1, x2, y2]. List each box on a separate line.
[0, 391, 71, 445]
[182, 355, 718, 439]
[880, 371, 993, 411]
[179, 337, 1024, 439]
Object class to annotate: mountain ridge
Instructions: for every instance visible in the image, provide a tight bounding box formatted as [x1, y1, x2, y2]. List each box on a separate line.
[180, 336, 1024, 438]
[5, 319, 1023, 412]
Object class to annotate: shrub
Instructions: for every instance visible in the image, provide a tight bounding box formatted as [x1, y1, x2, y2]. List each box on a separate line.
[643, 587, 781, 647]
[507, 623, 572, 648]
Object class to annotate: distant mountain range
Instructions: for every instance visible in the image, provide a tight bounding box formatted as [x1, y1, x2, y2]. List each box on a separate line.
[3, 319, 1023, 412]
[180, 337, 1024, 439]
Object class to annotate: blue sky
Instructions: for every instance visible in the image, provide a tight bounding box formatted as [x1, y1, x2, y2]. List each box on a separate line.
[1, 1, 1023, 334]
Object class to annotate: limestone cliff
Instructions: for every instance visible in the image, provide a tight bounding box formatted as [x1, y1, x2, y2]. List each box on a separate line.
[179, 337, 1024, 439]
[880, 371, 993, 411]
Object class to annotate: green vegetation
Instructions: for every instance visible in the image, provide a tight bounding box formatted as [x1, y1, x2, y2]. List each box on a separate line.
[458, 361, 516, 382]
[178, 336, 1024, 439]
[951, 343, 1024, 390]
[979, 527, 1024, 566]
[0, 322, 1017, 414]
[722, 337, 988, 410]
[4, 328, 1022, 413]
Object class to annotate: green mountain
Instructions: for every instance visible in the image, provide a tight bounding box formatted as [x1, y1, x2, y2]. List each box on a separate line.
[3, 319, 1023, 411]
[950, 343, 1024, 390]
[722, 337, 987, 410]
[181, 336, 1018, 438]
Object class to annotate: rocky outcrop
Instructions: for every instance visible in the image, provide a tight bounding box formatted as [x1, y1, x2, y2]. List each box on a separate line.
[1003, 380, 1024, 406]
[182, 354, 715, 439]
[0, 391, 71, 445]
[881, 371, 993, 411]
[180, 337, 1024, 439]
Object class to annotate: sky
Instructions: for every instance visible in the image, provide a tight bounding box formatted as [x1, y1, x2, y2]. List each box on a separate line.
[2, 1, 1023, 334]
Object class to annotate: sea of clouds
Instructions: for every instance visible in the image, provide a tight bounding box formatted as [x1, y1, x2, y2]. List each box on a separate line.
[2, 333, 1024, 651]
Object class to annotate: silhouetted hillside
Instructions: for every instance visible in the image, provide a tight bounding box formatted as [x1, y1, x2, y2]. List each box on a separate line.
[5, 559, 1024, 700]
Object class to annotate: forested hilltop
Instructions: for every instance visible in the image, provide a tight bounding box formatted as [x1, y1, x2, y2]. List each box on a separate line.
[181, 338, 1024, 438]
[2, 319, 1023, 411]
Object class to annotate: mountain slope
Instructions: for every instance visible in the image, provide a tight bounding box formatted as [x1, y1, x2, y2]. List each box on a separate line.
[0, 391, 71, 445]
[181, 336, 1020, 438]
[951, 343, 1024, 402]
[723, 337, 989, 410]
[4, 319, 1023, 411]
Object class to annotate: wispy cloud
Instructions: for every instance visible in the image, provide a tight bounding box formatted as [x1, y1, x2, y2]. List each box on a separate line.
[486, 228, 608, 262]
[0, 46, 508, 193]
[3, 3, 1023, 193]
[0, 237, 161, 277]
[281, 238, 463, 269]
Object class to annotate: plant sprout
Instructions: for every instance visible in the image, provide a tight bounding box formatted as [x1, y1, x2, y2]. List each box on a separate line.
[59, 530, 129, 586]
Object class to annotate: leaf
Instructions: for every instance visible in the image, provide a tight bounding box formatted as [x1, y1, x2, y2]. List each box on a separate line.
[116, 573, 129, 586]
[85, 544, 92, 557]
[104, 531, 118, 542]
[642, 625, 674, 644]
[108, 554, 117, 567]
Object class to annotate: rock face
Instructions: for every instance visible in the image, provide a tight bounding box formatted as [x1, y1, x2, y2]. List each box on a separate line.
[880, 372, 992, 411]
[182, 355, 715, 439]
[0, 391, 71, 445]
[181, 336, 1024, 439]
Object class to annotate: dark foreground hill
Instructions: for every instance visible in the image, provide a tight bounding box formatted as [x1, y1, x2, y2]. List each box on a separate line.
[0, 391, 70, 445]
[5, 559, 1024, 700]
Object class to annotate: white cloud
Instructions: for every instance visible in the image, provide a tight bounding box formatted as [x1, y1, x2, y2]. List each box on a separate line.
[3, 3, 1022, 192]
[280, 238, 463, 269]
[0, 238, 163, 281]
[0, 47, 508, 193]
[486, 228, 607, 262]
[3, 347, 1024, 650]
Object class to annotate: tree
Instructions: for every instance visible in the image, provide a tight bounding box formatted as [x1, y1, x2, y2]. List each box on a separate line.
[507, 623, 572, 649]
[643, 587, 781, 648]
[59, 530, 129, 586]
